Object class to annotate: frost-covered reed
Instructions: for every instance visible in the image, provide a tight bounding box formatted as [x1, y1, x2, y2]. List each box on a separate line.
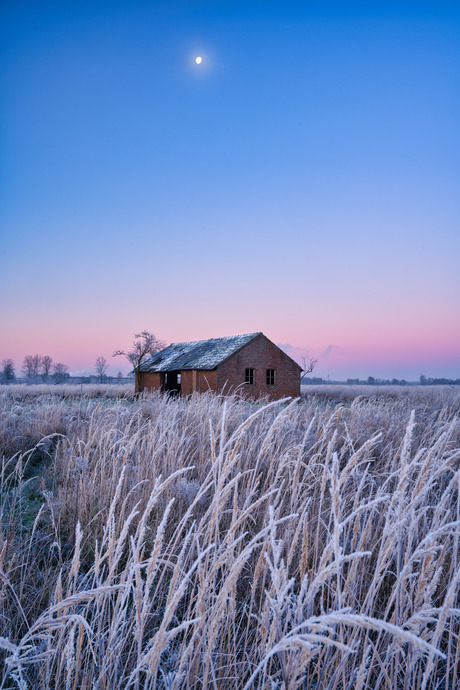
[0, 386, 459, 688]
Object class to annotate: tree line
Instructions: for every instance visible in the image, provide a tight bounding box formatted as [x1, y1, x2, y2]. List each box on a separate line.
[0, 355, 123, 384]
[1, 332, 166, 385]
[420, 374, 460, 386]
[0, 356, 70, 384]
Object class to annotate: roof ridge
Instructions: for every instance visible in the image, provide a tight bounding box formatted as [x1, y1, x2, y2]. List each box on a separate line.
[169, 332, 261, 347]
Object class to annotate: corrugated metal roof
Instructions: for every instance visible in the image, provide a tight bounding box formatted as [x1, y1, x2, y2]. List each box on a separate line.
[140, 333, 262, 372]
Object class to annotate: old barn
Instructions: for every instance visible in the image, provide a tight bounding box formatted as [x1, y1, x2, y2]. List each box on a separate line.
[136, 332, 302, 400]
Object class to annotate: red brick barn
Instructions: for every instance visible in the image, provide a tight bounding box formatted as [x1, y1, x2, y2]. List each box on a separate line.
[136, 332, 302, 400]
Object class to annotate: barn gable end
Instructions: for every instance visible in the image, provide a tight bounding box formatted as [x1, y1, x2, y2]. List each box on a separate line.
[216, 333, 301, 399]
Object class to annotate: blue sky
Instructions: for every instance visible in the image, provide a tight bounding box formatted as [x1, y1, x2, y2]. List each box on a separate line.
[1, 1, 459, 379]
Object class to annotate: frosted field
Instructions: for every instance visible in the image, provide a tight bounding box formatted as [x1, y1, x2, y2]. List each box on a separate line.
[0, 384, 459, 689]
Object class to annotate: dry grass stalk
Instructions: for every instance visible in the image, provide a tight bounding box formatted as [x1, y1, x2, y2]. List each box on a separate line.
[0, 384, 458, 688]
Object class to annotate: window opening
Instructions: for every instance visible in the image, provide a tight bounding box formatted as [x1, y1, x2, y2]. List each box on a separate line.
[245, 368, 254, 385]
[266, 369, 275, 385]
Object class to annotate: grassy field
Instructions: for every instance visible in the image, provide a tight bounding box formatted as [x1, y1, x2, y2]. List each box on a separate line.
[0, 384, 459, 689]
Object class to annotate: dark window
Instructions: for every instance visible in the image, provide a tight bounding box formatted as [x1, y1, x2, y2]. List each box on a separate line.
[245, 368, 254, 385]
[266, 369, 275, 385]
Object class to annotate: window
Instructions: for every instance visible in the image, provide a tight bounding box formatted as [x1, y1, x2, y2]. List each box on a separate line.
[245, 368, 254, 385]
[177, 373, 181, 384]
[266, 369, 275, 385]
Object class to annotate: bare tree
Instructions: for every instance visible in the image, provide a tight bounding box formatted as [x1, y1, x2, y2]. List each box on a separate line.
[301, 354, 318, 380]
[113, 331, 165, 389]
[95, 356, 108, 383]
[41, 355, 53, 382]
[22, 354, 42, 382]
[22, 356, 31, 380]
[53, 362, 69, 384]
[1, 359, 15, 384]
[32, 355, 42, 379]
[22, 356, 34, 380]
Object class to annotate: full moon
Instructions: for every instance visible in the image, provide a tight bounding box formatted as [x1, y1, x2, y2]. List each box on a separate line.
[195, 56, 202, 64]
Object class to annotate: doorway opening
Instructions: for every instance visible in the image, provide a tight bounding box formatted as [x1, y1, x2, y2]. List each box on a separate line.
[164, 371, 181, 396]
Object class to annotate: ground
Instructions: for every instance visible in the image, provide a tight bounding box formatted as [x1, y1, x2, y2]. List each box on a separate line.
[0, 384, 459, 688]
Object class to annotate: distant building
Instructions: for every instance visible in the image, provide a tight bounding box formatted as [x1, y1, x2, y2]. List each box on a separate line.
[136, 332, 302, 400]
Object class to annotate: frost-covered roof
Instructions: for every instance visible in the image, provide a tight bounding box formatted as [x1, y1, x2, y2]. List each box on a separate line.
[139, 333, 262, 372]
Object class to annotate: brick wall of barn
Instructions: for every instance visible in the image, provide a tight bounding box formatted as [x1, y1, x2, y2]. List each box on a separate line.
[136, 372, 163, 393]
[216, 334, 301, 400]
[181, 370, 217, 395]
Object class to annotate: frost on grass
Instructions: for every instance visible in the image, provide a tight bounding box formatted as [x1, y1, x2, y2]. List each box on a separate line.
[0, 385, 459, 688]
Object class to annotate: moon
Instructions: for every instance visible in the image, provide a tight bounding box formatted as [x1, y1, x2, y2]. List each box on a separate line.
[195, 56, 202, 64]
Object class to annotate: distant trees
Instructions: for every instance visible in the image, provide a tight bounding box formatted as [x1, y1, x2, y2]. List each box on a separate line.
[20, 354, 73, 383]
[95, 356, 108, 383]
[41, 355, 53, 382]
[31, 354, 42, 378]
[113, 331, 165, 384]
[22, 354, 55, 382]
[420, 374, 460, 386]
[22, 354, 42, 381]
[53, 363, 70, 383]
[1, 359, 16, 384]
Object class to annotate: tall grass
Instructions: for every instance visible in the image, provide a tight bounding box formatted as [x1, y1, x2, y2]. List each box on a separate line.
[0, 386, 459, 688]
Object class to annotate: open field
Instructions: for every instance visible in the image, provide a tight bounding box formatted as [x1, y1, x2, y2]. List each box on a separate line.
[0, 384, 459, 689]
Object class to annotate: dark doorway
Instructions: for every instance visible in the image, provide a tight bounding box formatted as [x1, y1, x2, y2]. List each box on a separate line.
[164, 371, 181, 396]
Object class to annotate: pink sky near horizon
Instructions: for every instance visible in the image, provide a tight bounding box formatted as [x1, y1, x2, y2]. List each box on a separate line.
[2, 300, 459, 380]
[1, 225, 458, 380]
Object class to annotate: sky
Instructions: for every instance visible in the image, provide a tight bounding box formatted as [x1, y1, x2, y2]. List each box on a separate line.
[1, 0, 459, 380]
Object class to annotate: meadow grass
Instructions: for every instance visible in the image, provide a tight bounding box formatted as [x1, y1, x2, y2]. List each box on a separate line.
[0, 384, 459, 688]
